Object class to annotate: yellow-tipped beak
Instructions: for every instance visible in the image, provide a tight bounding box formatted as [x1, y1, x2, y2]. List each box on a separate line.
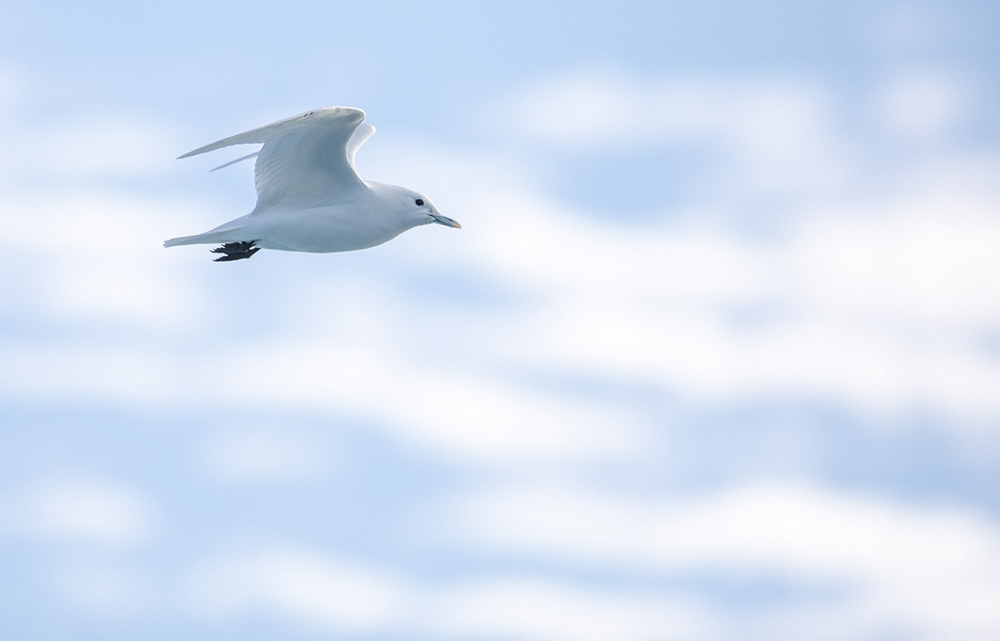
[431, 213, 462, 229]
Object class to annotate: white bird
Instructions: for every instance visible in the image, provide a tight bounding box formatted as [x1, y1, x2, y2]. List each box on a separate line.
[164, 107, 460, 261]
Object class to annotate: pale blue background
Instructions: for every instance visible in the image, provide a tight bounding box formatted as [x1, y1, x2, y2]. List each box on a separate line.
[2, 1, 999, 640]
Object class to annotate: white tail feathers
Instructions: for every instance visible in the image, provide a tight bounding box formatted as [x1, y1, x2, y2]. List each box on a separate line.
[164, 230, 246, 248]
[164, 213, 255, 248]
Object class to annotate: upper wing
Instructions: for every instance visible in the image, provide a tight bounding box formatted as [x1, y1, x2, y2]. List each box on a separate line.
[207, 123, 377, 174]
[179, 107, 370, 208]
[346, 123, 375, 169]
[208, 151, 260, 173]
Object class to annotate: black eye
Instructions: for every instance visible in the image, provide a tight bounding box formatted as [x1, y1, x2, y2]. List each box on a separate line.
[415, 199, 424, 206]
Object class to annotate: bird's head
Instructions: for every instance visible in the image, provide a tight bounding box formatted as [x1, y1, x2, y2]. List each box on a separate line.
[393, 186, 461, 229]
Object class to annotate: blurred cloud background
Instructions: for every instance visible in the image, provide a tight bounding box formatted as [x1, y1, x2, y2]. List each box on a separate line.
[1, 1, 999, 639]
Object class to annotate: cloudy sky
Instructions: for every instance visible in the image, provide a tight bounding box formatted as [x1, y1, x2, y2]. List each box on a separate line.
[1, 1, 999, 639]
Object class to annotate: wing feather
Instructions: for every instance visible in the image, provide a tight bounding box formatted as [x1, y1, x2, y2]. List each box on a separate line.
[209, 151, 259, 172]
[347, 123, 375, 169]
[179, 107, 370, 209]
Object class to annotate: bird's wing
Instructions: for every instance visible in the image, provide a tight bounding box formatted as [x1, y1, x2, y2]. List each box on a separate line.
[346, 123, 375, 170]
[208, 151, 260, 172]
[207, 124, 374, 173]
[205, 122, 375, 173]
[179, 107, 371, 208]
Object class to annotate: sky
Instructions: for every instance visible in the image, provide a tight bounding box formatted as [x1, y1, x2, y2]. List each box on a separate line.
[1, 1, 999, 639]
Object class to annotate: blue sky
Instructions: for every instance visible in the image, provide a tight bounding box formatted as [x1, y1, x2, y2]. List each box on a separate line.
[2, 1, 1000, 639]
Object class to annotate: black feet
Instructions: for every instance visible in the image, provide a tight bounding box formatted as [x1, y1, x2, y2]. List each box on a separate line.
[211, 241, 260, 262]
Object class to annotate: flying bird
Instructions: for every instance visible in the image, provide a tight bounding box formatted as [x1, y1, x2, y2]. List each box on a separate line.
[164, 107, 460, 261]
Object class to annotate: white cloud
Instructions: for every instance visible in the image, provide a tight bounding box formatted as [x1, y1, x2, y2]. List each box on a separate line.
[458, 182, 1000, 422]
[11, 479, 157, 545]
[178, 496, 1000, 641]
[0, 190, 213, 331]
[471, 196, 766, 304]
[25, 118, 178, 177]
[51, 562, 155, 618]
[428, 580, 713, 641]
[875, 69, 972, 139]
[789, 196, 1000, 330]
[499, 68, 853, 195]
[184, 544, 716, 641]
[203, 337, 651, 465]
[0, 343, 179, 405]
[197, 428, 333, 483]
[448, 483, 1000, 639]
[186, 546, 409, 631]
[0, 339, 649, 466]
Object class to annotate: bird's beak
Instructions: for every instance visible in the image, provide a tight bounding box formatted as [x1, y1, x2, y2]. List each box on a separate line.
[430, 213, 462, 229]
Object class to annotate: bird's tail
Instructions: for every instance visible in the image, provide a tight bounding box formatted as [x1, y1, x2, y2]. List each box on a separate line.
[164, 214, 254, 248]
[163, 230, 244, 248]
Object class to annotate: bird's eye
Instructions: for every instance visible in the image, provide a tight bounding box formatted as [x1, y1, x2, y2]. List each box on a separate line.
[415, 199, 424, 206]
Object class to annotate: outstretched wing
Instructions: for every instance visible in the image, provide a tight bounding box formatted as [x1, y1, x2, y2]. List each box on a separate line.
[207, 124, 375, 173]
[206, 123, 376, 173]
[179, 107, 371, 209]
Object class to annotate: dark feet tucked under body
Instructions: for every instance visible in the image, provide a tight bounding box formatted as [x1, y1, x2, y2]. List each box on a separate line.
[211, 241, 260, 262]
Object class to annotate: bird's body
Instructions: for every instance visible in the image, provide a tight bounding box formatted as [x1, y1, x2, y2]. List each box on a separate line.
[165, 107, 460, 261]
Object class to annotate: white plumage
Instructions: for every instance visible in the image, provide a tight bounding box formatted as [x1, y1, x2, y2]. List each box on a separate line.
[165, 107, 460, 261]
